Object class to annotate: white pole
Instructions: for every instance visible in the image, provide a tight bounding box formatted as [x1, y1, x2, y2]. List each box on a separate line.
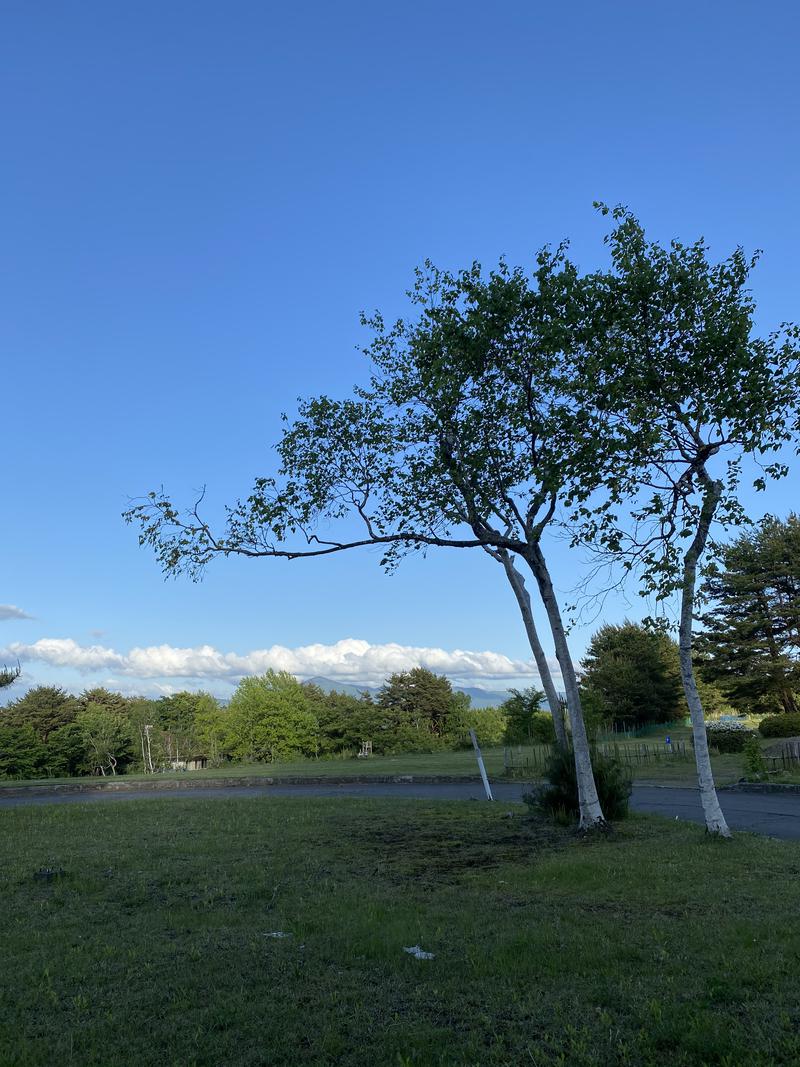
[469, 729, 494, 801]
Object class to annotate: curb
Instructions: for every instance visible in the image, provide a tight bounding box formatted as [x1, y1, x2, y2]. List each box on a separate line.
[720, 780, 800, 795]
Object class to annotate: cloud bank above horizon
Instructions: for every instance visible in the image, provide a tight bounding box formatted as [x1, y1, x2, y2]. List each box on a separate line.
[1, 636, 554, 691]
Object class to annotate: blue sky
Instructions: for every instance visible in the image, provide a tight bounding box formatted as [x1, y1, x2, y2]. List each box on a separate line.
[2, 1, 799, 699]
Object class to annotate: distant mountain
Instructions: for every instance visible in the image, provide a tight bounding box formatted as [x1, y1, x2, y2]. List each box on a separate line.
[303, 675, 510, 708]
[305, 676, 377, 699]
[452, 685, 513, 708]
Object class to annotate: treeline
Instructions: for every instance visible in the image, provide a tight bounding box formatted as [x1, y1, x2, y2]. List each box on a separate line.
[0, 668, 552, 779]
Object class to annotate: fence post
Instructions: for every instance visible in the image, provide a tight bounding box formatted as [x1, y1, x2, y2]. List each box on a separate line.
[469, 729, 494, 801]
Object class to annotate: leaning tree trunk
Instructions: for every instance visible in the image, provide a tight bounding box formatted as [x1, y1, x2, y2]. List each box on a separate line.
[495, 549, 568, 748]
[680, 476, 731, 837]
[525, 542, 606, 830]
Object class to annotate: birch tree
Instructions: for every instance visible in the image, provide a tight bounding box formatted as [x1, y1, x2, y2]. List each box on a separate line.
[582, 206, 800, 835]
[126, 248, 645, 829]
[487, 548, 567, 748]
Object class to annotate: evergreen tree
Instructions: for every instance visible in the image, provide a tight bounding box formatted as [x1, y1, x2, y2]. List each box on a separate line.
[697, 515, 800, 714]
[580, 622, 684, 728]
[378, 668, 456, 750]
[0, 663, 20, 690]
[1, 685, 79, 741]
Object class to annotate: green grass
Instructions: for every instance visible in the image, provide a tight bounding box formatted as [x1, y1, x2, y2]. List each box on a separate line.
[2, 737, 749, 790]
[0, 748, 511, 788]
[2, 797, 800, 1065]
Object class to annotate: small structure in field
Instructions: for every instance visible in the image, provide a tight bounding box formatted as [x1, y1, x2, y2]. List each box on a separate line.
[170, 755, 208, 771]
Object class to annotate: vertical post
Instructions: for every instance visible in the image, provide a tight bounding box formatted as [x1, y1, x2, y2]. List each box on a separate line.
[469, 729, 494, 801]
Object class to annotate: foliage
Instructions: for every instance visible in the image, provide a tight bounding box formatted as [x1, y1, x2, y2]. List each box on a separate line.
[580, 622, 684, 728]
[582, 206, 800, 603]
[743, 735, 767, 779]
[697, 514, 800, 715]
[704, 720, 754, 754]
[1, 685, 79, 742]
[0, 670, 514, 778]
[0, 662, 20, 689]
[76, 708, 134, 775]
[79, 687, 130, 715]
[576, 206, 800, 835]
[378, 668, 456, 743]
[693, 676, 737, 719]
[0, 725, 46, 778]
[45, 723, 92, 777]
[227, 671, 319, 762]
[311, 689, 383, 756]
[758, 713, 800, 738]
[126, 218, 678, 827]
[528, 711, 556, 745]
[444, 702, 507, 748]
[191, 694, 230, 765]
[576, 687, 609, 738]
[501, 687, 549, 744]
[532, 746, 632, 822]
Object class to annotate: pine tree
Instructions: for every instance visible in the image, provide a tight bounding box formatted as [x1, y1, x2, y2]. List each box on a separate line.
[0, 663, 21, 690]
[698, 515, 800, 714]
[580, 622, 684, 728]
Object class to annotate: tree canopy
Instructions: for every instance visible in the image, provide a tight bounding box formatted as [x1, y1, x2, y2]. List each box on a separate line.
[125, 207, 800, 833]
[697, 514, 800, 714]
[580, 622, 684, 728]
[0, 663, 21, 690]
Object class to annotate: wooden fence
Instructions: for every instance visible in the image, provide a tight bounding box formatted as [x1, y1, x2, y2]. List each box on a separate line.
[764, 741, 800, 772]
[503, 739, 691, 777]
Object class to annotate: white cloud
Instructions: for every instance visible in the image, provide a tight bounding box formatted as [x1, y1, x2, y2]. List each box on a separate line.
[1, 635, 555, 689]
[0, 604, 33, 621]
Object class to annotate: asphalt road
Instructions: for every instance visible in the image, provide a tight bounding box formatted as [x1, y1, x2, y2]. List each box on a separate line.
[2, 779, 799, 839]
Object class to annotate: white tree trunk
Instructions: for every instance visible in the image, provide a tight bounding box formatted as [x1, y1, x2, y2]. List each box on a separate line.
[496, 549, 568, 748]
[680, 476, 731, 837]
[525, 544, 606, 829]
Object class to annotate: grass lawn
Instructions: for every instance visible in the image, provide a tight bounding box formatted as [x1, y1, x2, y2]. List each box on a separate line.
[2, 798, 799, 1065]
[2, 736, 750, 790]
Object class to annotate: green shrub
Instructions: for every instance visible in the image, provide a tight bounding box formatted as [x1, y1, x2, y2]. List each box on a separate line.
[705, 720, 754, 753]
[528, 712, 557, 745]
[742, 735, 767, 780]
[758, 713, 800, 738]
[530, 746, 632, 822]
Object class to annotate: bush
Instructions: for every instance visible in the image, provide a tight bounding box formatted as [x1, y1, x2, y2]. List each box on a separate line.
[528, 712, 557, 745]
[758, 713, 800, 738]
[742, 735, 767, 780]
[705, 720, 754, 753]
[531, 746, 632, 822]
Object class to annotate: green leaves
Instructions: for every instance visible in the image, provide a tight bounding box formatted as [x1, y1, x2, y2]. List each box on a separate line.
[124, 209, 800, 632]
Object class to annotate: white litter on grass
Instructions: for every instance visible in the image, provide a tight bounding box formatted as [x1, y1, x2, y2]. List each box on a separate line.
[264, 931, 293, 939]
[403, 945, 435, 960]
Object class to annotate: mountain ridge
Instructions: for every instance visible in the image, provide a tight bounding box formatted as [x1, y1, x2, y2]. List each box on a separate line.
[303, 675, 511, 708]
